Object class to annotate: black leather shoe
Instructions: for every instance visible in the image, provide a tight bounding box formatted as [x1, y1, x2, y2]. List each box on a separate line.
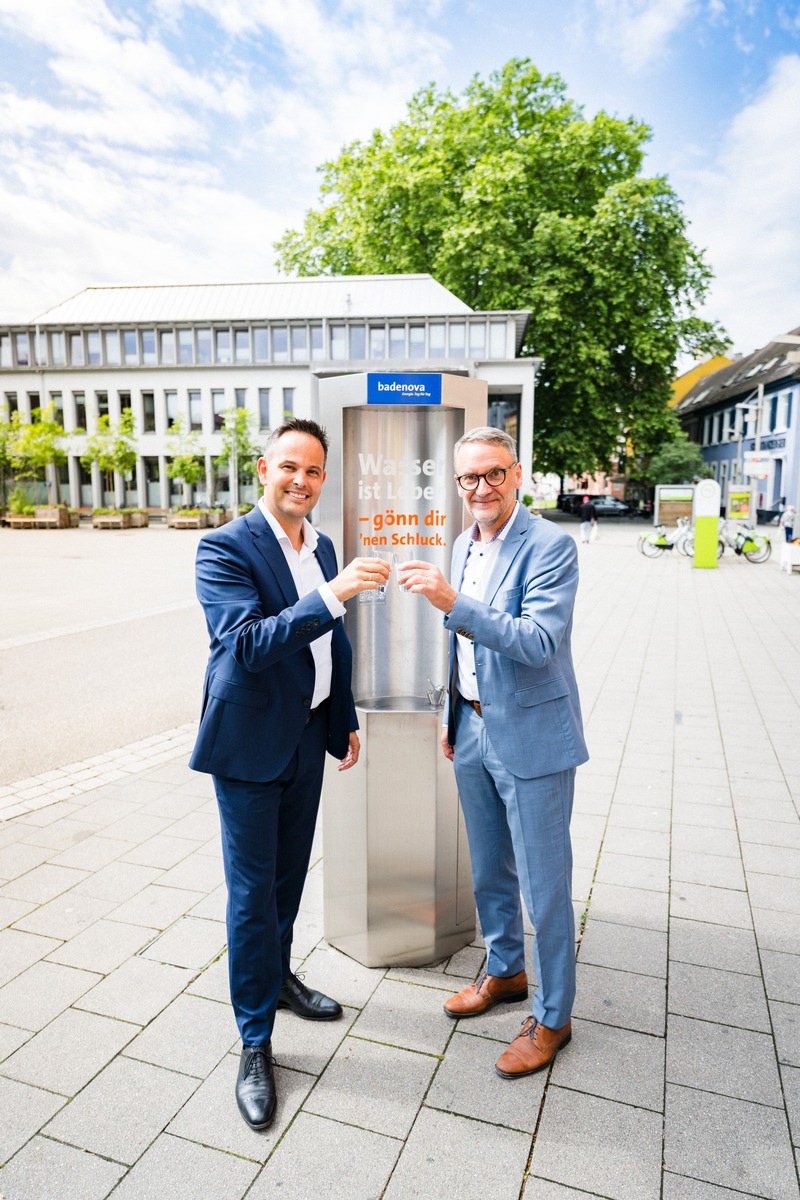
[277, 972, 343, 1021]
[235, 1044, 277, 1130]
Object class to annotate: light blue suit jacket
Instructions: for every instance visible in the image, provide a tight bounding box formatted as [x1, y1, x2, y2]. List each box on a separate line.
[444, 505, 588, 779]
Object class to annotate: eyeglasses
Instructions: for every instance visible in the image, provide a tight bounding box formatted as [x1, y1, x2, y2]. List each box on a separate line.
[455, 465, 517, 492]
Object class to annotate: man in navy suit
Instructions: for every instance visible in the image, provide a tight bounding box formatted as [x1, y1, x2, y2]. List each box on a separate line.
[398, 426, 587, 1078]
[190, 418, 389, 1129]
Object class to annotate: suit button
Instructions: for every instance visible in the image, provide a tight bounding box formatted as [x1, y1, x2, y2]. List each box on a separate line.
[302, 698, 311, 707]
[312, 619, 320, 628]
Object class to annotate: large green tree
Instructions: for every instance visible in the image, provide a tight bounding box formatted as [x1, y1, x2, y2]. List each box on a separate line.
[275, 58, 727, 478]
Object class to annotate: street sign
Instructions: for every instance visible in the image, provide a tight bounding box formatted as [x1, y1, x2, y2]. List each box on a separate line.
[743, 452, 771, 479]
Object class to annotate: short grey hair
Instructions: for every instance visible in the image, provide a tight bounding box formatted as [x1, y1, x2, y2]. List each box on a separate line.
[453, 426, 517, 469]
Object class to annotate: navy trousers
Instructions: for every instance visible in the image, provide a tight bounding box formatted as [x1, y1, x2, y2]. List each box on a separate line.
[213, 707, 328, 1046]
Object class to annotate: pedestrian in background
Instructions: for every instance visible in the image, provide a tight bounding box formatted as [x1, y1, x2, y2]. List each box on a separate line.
[780, 505, 795, 542]
[578, 495, 597, 544]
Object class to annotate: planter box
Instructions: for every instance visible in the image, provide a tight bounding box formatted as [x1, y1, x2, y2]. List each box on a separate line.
[206, 511, 232, 527]
[34, 506, 70, 529]
[7, 514, 36, 528]
[170, 513, 208, 529]
[127, 511, 149, 527]
[92, 512, 132, 529]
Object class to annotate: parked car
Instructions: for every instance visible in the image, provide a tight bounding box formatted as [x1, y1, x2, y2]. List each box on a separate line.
[592, 495, 631, 518]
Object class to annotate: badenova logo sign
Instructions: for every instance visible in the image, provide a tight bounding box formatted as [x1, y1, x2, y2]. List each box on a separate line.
[367, 374, 442, 405]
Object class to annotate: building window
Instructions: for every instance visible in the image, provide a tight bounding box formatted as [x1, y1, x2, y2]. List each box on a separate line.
[142, 391, 156, 432]
[310, 325, 324, 360]
[234, 330, 251, 363]
[369, 326, 386, 359]
[4, 391, 18, 415]
[253, 327, 269, 362]
[409, 325, 425, 358]
[189, 389, 202, 431]
[349, 325, 366, 360]
[104, 330, 121, 366]
[429, 323, 446, 358]
[197, 329, 212, 365]
[51, 332, 66, 366]
[123, 330, 138, 365]
[329, 325, 347, 360]
[119, 390, 132, 413]
[272, 327, 288, 363]
[142, 330, 157, 366]
[258, 388, 270, 430]
[769, 395, 778, 432]
[489, 323, 507, 358]
[87, 331, 102, 365]
[96, 391, 109, 423]
[787, 392, 793, 429]
[50, 392, 64, 427]
[291, 326, 308, 362]
[212, 389, 226, 431]
[702, 415, 711, 446]
[282, 387, 294, 417]
[468, 322, 486, 357]
[235, 388, 246, 410]
[15, 332, 30, 366]
[70, 332, 85, 366]
[73, 392, 86, 429]
[178, 330, 194, 364]
[215, 329, 232, 364]
[27, 392, 41, 419]
[488, 395, 521, 445]
[389, 326, 406, 359]
[160, 330, 176, 365]
[449, 323, 465, 357]
[35, 331, 47, 365]
[0, 334, 11, 367]
[165, 389, 178, 428]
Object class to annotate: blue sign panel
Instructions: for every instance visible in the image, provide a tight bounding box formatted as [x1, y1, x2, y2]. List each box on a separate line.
[367, 374, 442, 405]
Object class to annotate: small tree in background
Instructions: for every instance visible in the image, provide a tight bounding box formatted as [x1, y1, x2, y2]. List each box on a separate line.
[166, 415, 206, 507]
[9, 403, 68, 504]
[644, 433, 713, 485]
[218, 407, 261, 517]
[80, 410, 138, 508]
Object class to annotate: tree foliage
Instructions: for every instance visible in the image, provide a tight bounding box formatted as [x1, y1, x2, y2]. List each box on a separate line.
[9, 404, 67, 480]
[166, 415, 206, 491]
[80, 410, 137, 505]
[644, 433, 713, 485]
[219, 407, 261, 484]
[275, 58, 728, 478]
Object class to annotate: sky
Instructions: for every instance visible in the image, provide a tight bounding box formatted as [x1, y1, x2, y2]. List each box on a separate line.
[0, 0, 798, 360]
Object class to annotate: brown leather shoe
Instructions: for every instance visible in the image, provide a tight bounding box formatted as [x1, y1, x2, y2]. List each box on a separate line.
[443, 970, 528, 1019]
[495, 1016, 572, 1078]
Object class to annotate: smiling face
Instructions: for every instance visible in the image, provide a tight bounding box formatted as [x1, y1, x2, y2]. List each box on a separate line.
[454, 439, 522, 540]
[257, 430, 327, 534]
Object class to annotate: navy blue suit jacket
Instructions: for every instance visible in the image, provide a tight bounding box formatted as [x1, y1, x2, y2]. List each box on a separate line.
[190, 507, 357, 782]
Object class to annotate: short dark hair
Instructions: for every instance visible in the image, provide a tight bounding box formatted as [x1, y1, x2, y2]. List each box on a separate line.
[265, 418, 329, 465]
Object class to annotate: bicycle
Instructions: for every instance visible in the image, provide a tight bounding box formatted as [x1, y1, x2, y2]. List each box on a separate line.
[637, 517, 692, 558]
[684, 519, 771, 562]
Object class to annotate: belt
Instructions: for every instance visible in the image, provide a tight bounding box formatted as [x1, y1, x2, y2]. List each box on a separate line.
[461, 696, 482, 717]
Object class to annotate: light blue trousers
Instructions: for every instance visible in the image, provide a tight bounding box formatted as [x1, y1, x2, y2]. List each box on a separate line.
[453, 700, 576, 1028]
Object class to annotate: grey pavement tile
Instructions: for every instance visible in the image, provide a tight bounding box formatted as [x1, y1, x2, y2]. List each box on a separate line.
[0, 1135, 125, 1200]
[572, 833, 600, 868]
[524, 1179, 623, 1199]
[448, 986, 534, 1042]
[383, 1106, 530, 1200]
[163, 810, 220, 842]
[44, 1055, 199, 1164]
[587, 882, 669, 931]
[739, 818, 800, 850]
[669, 917, 761, 975]
[0, 960, 101, 1031]
[601, 828, 670, 860]
[70, 860, 162, 903]
[605, 803, 670, 833]
[670, 881, 753, 929]
[0, 1021, 31, 1062]
[530, 1086, 662, 1200]
[672, 802, 737, 831]
[185, 953, 230, 1004]
[771, 1000, 800, 1068]
[444, 943, 485, 977]
[748, 872, 800, 916]
[49, 834, 136, 871]
[187, 882, 226, 921]
[674, 766, 730, 788]
[45, 917, 157, 973]
[579, 919, 667, 977]
[664, 1083, 799, 1200]
[662, 1175, 764, 1200]
[668, 961, 770, 1033]
[743, 842, 800, 878]
[167, 1051, 314, 1163]
[753, 907, 800, 957]
[426, 1028, 544, 1130]
[551, 1017, 664, 1111]
[671, 783, 731, 808]
[307, 1033, 437, 1137]
[123, 992, 238, 1076]
[121, 832, 202, 870]
[283, 904, 325, 960]
[69, 793, 142, 827]
[782, 1064, 800, 1147]
[671, 848, 746, 890]
[611, 785, 672, 809]
[350, 978, 455, 1055]
[386, 961, 484, 994]
[0, 929, 61, 987]
[273, 1003, 358, 1075]
[762, 949, 800, 1004]
[0, 863, 89, 903]
[153, 849, 225, 892]
[734, 798, 800, 823]
[570, 812, 608, 841]
[0, 1007, 136, 1095]
[0, 1076, 65, 1162]
[96, 811, 174, 843]
[299, 943, 386, 1009]
[0, 896, 37, 928]
[573, 963, 665, 1036]
[572, 860, 595, 903]
[671, 824, 742, 858]
[666, 1014, 783, 1106]
[75, 955, 193, 1024]
[107, 883, 205, 929]
[248, 1111, 401, 1200]
[104, 1131, 259, 1200]
[139, 915, 226, 969]
[0, 842, 52, 881]
[12, 890, 117, 940]
[16, 818, 101, 849]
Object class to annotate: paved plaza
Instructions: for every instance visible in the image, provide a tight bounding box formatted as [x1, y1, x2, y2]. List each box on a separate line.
[0, 519, 799, 1199]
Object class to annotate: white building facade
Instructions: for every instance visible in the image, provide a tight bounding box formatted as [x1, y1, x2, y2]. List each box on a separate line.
[0, 275, 540, 511]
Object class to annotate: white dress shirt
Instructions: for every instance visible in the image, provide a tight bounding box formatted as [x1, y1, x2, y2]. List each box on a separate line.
[258, 499, 346, 709]
[455, 502, 518, 702]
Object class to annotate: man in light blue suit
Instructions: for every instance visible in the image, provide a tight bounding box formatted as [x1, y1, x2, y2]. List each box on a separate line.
[398, 426, 588, 1078]
[191, 419, 389, 1129]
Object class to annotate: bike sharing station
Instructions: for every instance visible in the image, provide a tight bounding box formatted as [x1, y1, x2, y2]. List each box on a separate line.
[317, 372, 486, 967]
[692, 479, 722, 569]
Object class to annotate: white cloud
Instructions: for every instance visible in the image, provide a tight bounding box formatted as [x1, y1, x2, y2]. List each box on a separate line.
[592, 0, 697, 69]
[682, 53, 800, 352]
